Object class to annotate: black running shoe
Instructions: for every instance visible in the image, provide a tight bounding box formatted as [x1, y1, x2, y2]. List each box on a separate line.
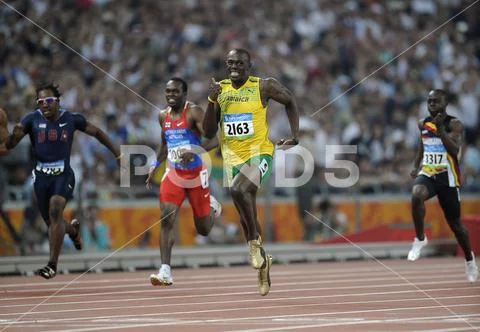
[69, 219, 82, 250]
[36, 266, 56, 279]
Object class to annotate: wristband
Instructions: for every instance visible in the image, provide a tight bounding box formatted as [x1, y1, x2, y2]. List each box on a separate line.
[151, 160, 160, 168]
[208, 96, 217, 103]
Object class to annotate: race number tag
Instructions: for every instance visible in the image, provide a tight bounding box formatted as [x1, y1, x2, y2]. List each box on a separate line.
[423, 152, 447, 165]
[168, 140, 191, 163]
[199, 169, 209, 189]
[223, 113, 254, 139]
[258, 158, 269, 177]
[36, 160, 65, 175]
[423, 143, 448, 166]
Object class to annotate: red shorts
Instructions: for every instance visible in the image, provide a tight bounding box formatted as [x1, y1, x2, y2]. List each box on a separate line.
[159, 167, 210, 218]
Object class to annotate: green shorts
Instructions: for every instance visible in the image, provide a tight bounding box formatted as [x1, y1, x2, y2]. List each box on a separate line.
[230, 154, 273, 186]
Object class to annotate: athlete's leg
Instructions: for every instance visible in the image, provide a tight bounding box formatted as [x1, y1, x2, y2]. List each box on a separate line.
[61, 171, 81, 250]
[230, 164, 260, 241]
[411, 178, 433, 241]
[32, 175, 58, 278]
[188, 180, 217, 236]
[251, 191, 262, 236]
[150, 170, 185, 286]
[148, 202, 179, 286]
[437, 187, 473, 261]
[408, 176, 434, 261]
[159, 202, 180, 265]
[46, 195, 67, 271]
[251, 184, 272, 295]
[65, 219, 82, 250]
[230, 164, 268, 270]
[237, 190, 263, 239]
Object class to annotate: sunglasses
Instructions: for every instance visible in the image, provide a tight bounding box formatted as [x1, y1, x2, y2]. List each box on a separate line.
[36, 97, 58, 105]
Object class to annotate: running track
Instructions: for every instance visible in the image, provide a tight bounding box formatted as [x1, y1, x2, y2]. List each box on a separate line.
[1, 257, 479, 332]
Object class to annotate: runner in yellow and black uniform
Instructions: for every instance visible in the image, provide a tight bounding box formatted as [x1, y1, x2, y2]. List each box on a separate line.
[203, 48, 299, 296]
[408, 89, 478, 283]
[217, 75, 274, 186]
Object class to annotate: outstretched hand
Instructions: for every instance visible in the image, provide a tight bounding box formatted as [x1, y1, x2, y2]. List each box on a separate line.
[179, 151, 195, 164]
[276, 137, 298, 150]
[208, 78, 221, 102]
[409, 167, 419, 179]
[12, 123, 24, 139]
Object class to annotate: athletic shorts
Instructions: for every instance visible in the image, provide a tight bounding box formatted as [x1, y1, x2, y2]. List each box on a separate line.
[230, 154, 273, 186]
[33, 168, 75, 222]
[414, 174, 460, 221]
[160, 167, 210, 218]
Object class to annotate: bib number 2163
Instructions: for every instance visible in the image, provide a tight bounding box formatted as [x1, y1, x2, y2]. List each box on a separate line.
[223, 113, 254, 139]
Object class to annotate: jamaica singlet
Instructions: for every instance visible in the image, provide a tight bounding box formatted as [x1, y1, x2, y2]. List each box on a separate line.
[419, 116, 461, 187]
[217, 76, 274, 167]
[162, 102, 202, 171]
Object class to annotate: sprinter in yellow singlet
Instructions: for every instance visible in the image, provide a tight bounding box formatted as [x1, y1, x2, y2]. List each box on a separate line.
[203, 48, 299, 296]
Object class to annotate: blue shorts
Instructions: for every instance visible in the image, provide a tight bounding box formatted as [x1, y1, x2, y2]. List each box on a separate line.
[33, 168, 75, 222]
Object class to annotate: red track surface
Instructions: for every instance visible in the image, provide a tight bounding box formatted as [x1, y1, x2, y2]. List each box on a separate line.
[1, 257, 479, 331]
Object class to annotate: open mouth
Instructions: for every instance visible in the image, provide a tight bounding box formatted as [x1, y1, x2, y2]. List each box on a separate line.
[230, 71, 240, 78]
[167, 98, 176, 104]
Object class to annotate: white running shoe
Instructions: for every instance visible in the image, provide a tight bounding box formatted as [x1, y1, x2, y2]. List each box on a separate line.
[149, 265, 173, 286]
[407, 237, 428, 261]
[465, 252, 479, 283]
[210, 195, 222, 218]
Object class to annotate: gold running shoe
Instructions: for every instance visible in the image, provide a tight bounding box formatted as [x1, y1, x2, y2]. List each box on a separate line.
[248, 235, 266, 269]
[258, 254, 273, 296]
[149, 266, 173, 286]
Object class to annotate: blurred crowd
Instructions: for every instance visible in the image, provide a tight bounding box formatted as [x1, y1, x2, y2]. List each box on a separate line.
[1, 0, 480, 204]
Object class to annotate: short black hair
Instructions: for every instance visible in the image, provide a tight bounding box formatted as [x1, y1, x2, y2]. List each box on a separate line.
[431, 89, 449, 100]
[169, 77, 188, 93]
[230, 48, 251, 64]
[36, 82, 61, 98]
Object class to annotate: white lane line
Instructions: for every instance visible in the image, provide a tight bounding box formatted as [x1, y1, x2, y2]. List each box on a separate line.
[0, 263, 464, 288]
[1, 275, 473, 303]
[0, 304, 480, 326]
[3, 312, 480, 327]
[33, 309, 480, 332]
[1, 285, 477, 309]
[1, 281, 475, 309]
[0, 279, 474, 305]
[228, 316, 480, 332]
[412, 327, 480, 332]
[1, 264, 464, 289]
[0, 295, 478, 319]
[0, 271, 464, 296]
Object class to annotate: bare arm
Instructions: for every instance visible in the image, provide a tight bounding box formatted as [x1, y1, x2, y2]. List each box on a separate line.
[82, 121, 121, 160]
[203, 78, 221, 139]
[260, 78, 299, 143]
[154, 111, 168, 163]
[410, 120, 424, 178]
[437, 118, 463, 157]
[189, 104, 219, 152]
[145, 111, 168, 188]
[5, 124, 26, 150]
[155, 137, 168, 164]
